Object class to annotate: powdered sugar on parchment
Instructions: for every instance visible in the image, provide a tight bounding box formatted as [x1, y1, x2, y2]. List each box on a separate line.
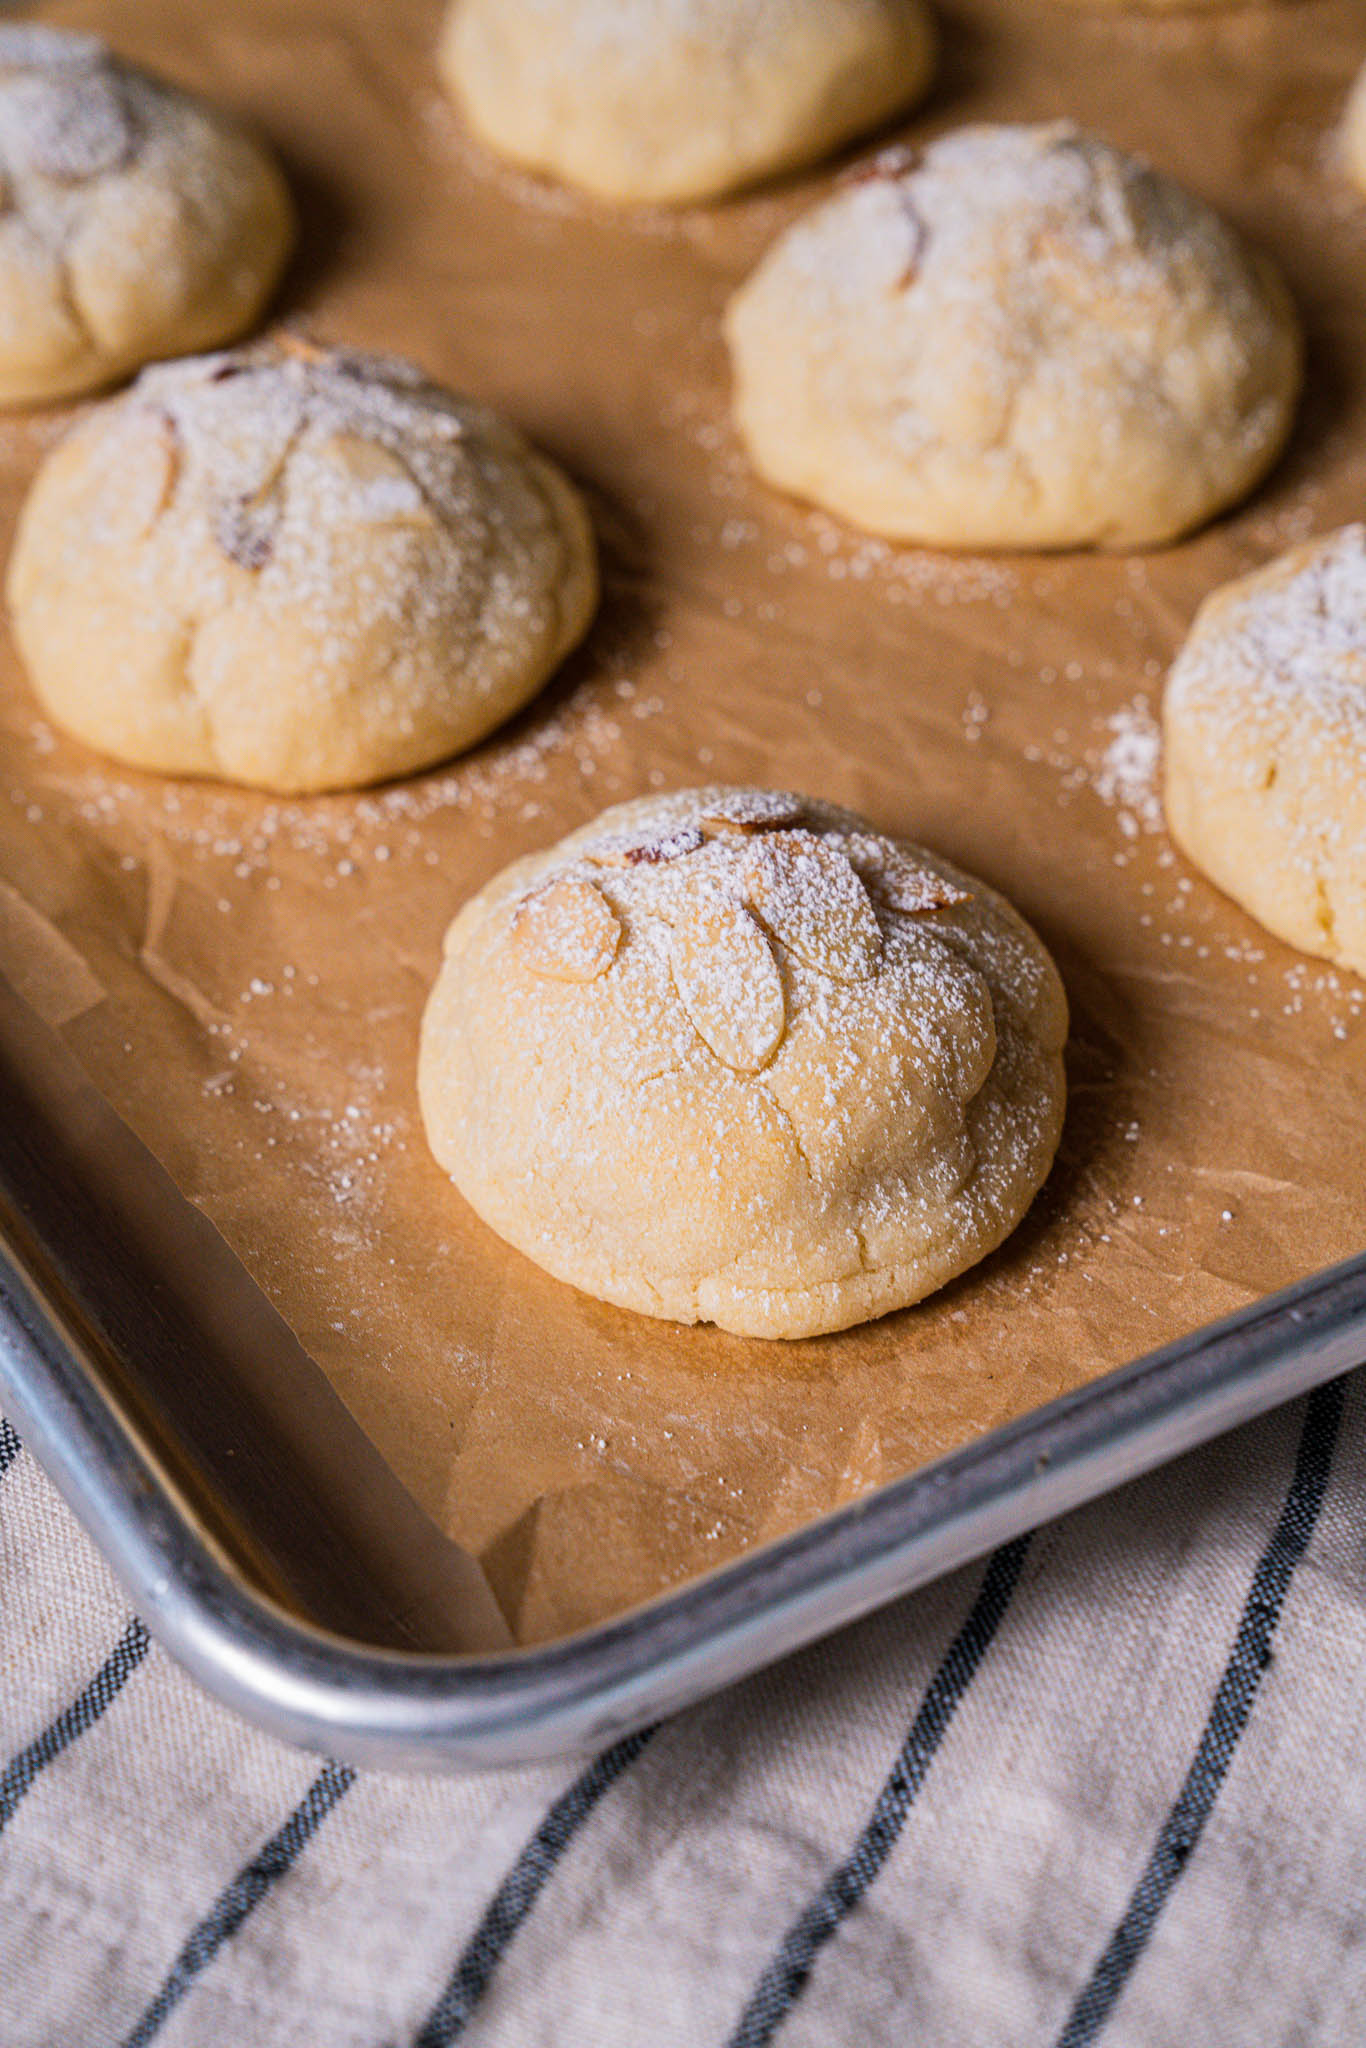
[1094, 697, 1164, 837]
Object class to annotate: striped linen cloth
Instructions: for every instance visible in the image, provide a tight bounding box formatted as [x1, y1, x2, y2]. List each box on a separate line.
[2, 1376, 1365, 2047]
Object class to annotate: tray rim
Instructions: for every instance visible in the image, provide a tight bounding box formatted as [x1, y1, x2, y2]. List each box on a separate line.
[2, 1193, 1363, 1771]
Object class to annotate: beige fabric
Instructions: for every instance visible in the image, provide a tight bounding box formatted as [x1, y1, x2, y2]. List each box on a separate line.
[2, 1379, 1365, 2045]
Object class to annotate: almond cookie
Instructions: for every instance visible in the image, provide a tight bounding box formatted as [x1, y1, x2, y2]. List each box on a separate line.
[6, 340, 599, 793]
[1164, 527, 1366, 976]
[0, 24, 293, 407]
[419, 787, 1068, 1338]
[725, 124, 1301, 551]
[437, 0, 936, 206]
[1052, 1, 1265, 10]
[1342, 61, 1366, 197]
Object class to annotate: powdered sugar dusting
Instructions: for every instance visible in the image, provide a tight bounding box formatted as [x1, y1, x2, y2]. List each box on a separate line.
[0, 21, 291, 406]
[728, 121, 1298, 549]
[421, 788, 1067, 1334]
[16, 338, 596, 790]
[133, 343, 513, 580]
[1170, 524, 1366, 751]
[11, 665, 658, 877]
[1164, 526, 1366, 973]
[0, 28, 259, 263]
[1095, 698, 1163, 836]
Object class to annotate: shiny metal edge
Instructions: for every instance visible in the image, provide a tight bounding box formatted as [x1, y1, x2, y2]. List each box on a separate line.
[3, 1215, 1364, 1771]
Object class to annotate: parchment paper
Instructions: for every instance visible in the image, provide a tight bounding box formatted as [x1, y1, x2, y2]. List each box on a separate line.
[2, 0, 1365, 1644]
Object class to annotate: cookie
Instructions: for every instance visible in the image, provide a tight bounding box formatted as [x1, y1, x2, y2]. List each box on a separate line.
[418, 787, 1068, 1338]
[1164, 527, 1366, 976]
[0, 24, 293, 406]
[1342, 60, 1366, 197]
[1052, 1, 1263, 10]
[6, 340, 599, 792]
[725, 124, 1301, 551]
[438, 0, 936, 205]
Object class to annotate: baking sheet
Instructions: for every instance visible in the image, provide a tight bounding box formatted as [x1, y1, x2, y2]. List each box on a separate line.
[2, 0, 1365, 1646]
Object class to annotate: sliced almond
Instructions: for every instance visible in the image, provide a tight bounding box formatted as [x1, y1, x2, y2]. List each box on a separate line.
[210, 425, 300, 570]
[873, 861, 970, 916]
[743, 833, 882, 983]
[322, 432, 438, 529]
[896, 204, 927, 290]
[670, 888, 784, 1073]
[840, 836, 971, 916]
[848, 143, 922, 187]
[213, 491, 280, 571]
[512, 875, 621, 984]
[887, 193, 928, 290]
[1030, 192, 1164, 328]
[590, 825, 705, 869]
[699, 792, 806, 836]
[277, 332, 329, 366]
[95, 407, 178, 544]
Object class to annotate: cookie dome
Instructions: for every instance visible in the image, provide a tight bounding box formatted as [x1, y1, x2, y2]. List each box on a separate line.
[0, 24, 292, 405]
[438, 0, 935, 205]
[419, 788, 1068, 1337]
[6, 340, 598, 791]
[725, 125, 1301, 550]
[1164, 527, 1366, 975]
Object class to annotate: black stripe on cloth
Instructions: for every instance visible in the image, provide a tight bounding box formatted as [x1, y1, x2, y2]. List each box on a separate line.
[1054, 1378, 1345, 2048]
[726, 1536, 1032, 2048]
[120, 1758, 356, 2048]
[0, 1418, 20, 1480]
[413, 1725, 659, 2047]
[0, 1617, 149, 1835]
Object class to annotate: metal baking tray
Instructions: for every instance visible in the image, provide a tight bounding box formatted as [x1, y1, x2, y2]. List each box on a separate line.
[2, 969, 1363, 1772]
